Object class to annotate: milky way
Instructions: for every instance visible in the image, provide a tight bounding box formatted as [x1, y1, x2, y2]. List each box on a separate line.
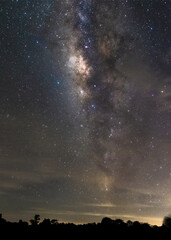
[56, 0, 170, 195]
[0, 0, 170, 225]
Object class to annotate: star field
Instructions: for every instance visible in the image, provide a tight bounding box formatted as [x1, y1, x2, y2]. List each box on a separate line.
[0, 0, 170, 225]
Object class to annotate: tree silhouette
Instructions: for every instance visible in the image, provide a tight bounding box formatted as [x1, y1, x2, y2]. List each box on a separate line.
[101, 217, 114, 225]
[114, 219, 125, 225]
[0, 214, 6, 225]
[127, 220, 133, 227]
[0, 213, 170, 238]
[163, 215, 171, 228]
[40, 218, 51, 226]
[30, 214, 40, 226]
[18, 219, 28, 227]
[51, 219, 58, 225]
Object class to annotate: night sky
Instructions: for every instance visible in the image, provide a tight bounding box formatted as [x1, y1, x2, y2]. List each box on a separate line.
[0, 0, 170, 225]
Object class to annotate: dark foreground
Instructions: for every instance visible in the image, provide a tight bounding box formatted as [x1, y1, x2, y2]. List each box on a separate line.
[1, 215, 171, 238]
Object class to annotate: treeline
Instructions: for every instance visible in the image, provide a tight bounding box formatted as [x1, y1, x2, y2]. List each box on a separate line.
[0, 214, 171, 238]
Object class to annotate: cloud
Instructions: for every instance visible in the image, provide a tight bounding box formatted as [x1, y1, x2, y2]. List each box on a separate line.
[86, 203, 116, 208]
[25, 207, 163, 226]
